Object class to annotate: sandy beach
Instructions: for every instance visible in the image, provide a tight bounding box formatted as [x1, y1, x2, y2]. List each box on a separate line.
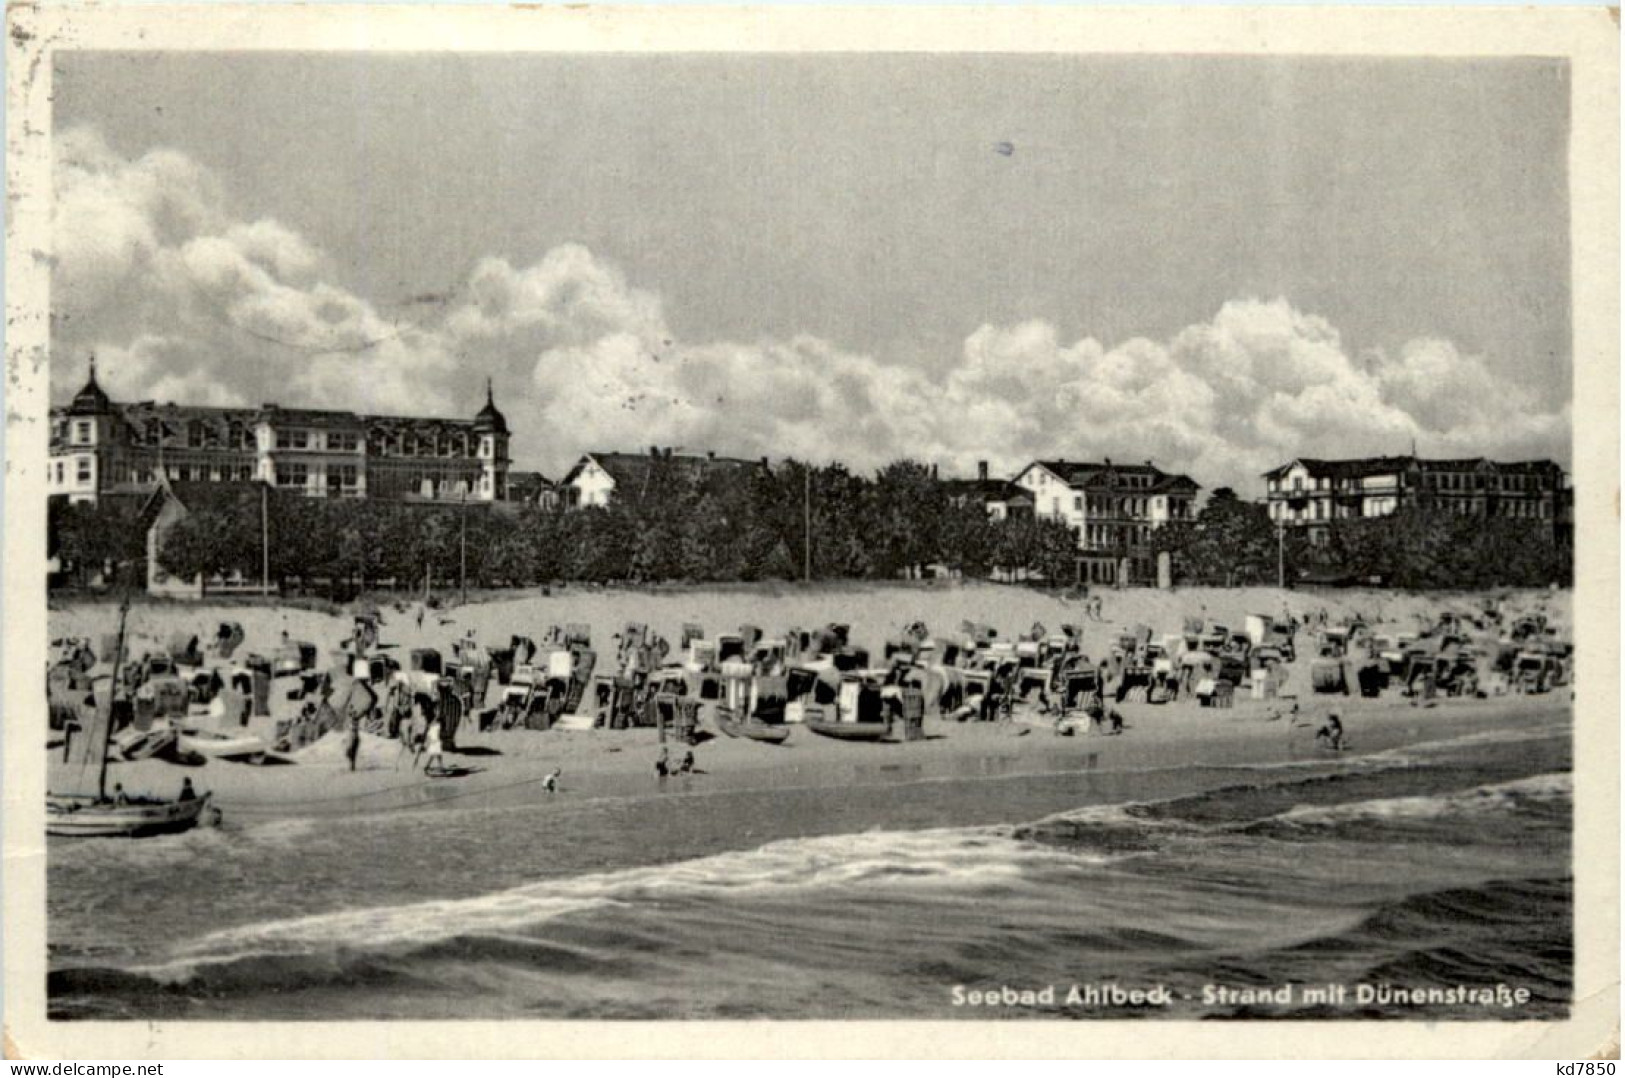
[47, 581, 1571, 825]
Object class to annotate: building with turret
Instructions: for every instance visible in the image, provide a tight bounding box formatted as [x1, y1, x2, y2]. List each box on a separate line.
[48, 359, 513, 506]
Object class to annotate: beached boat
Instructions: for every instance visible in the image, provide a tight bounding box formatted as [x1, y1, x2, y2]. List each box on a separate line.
[715, 706, 791, 744]
[803, 678, 896, 742]
[46, 600, 217, 839]
[178, 728, 268, 761]
[111, 724, 176, 762]
[804, 716, 892, 742]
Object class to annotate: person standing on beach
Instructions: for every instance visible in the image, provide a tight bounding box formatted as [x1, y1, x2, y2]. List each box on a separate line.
[344, 713, 361, 772]
[423, 717, 445, 774]
[655, 745, 670, 781]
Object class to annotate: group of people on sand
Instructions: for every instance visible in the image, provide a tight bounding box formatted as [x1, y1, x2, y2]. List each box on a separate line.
[388, 699, 445, 775]
[655, 744, 698, 781]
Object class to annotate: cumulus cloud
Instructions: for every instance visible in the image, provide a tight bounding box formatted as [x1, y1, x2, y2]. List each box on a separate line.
[52, 127, 1572, 495]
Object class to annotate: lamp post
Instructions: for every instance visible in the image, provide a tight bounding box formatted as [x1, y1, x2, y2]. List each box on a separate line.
[1276, 520, 1285, 590]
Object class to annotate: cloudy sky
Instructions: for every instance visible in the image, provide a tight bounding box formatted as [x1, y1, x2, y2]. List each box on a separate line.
[52, 53, 1572, 493]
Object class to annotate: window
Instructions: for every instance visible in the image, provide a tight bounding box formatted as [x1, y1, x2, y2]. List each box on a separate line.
[329, 432, 358, 452]
[276, 428, 309, 450]
[277, 463, 309, 488]
[1073, 496, 1082, 512]
[54, 462, 64, 484]
[328, 464, 358, 493]
[188, 423, 205, 448]
[72, 421, 92, 445]
[1292, 477, 1303, 493]
[76, 459, 92, 483]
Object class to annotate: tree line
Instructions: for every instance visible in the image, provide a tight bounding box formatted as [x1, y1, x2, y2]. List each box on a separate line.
[1152, 489, 1572, 589]
[49, 468, 1571, 594]
[51, 459, 1085, 593]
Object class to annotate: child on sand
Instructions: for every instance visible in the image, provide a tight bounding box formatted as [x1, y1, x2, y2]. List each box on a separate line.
[1316, 714, 1345, 751]
[543, 768, 561, 793]
[423, 719, 444, 773]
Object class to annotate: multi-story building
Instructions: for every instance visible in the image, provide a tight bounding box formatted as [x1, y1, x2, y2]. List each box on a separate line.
[48, 359, 512, 506]
[1012, 459, 1200, 585]
[1261, 455, 1567, 545]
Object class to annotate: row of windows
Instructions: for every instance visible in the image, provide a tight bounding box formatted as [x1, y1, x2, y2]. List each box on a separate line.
[1274, 471, 1556, 495]
[276, 464, 362, 488]
[1082, 523, 1154, 549]
[1275, 495, 1551, 522]
[51, 460, 92, 484]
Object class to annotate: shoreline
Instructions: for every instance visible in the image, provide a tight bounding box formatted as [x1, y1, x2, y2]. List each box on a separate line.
[68, 692, 1571, 830]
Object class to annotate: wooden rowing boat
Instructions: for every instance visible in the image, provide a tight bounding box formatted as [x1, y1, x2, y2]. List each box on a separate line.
[805, 717, 893, 742]
[715, 706, 791, 744]
[178, 728, 269, 762]
[47, 792, 213, 838]
[111, 724, 176, 762]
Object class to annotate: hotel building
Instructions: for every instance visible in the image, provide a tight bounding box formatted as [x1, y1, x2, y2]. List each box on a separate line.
[49, 359, 513, 506]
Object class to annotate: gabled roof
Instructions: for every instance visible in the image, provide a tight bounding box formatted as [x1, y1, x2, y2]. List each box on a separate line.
[143, 481, 279, 530]
[1023, 459, 1199, 494]
[507, 470, 555, 502]
[1261, 456, 1415, 481]
[942, 478, 1032, 503]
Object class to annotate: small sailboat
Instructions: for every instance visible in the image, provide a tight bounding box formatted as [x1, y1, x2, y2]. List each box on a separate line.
[46, 599, 216, 838]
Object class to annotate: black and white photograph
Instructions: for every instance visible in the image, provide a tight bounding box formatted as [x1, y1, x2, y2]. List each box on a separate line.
[4, 4, 1617, 1060]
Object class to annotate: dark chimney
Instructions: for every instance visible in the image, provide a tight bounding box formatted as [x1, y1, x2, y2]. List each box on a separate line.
[707, 450, 715, 461]
[649, 445, 659, 458]
[978, 460, 989, 482]
[931, 463, 939, 480]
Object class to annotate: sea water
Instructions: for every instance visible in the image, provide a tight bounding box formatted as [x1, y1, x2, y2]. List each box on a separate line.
[47, 713, 1571, 1021]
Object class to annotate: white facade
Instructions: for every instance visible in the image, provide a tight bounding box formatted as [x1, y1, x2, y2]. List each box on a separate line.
[568, 457, 617, 508]
[1013, 464, 1086, 533]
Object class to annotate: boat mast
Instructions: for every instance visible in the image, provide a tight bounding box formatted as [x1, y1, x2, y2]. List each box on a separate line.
[98, 597, 131, 802]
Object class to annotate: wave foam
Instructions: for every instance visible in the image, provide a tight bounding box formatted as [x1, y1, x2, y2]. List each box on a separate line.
[135, 824, 1111, 982]
[1274, 773, 1571, 827]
